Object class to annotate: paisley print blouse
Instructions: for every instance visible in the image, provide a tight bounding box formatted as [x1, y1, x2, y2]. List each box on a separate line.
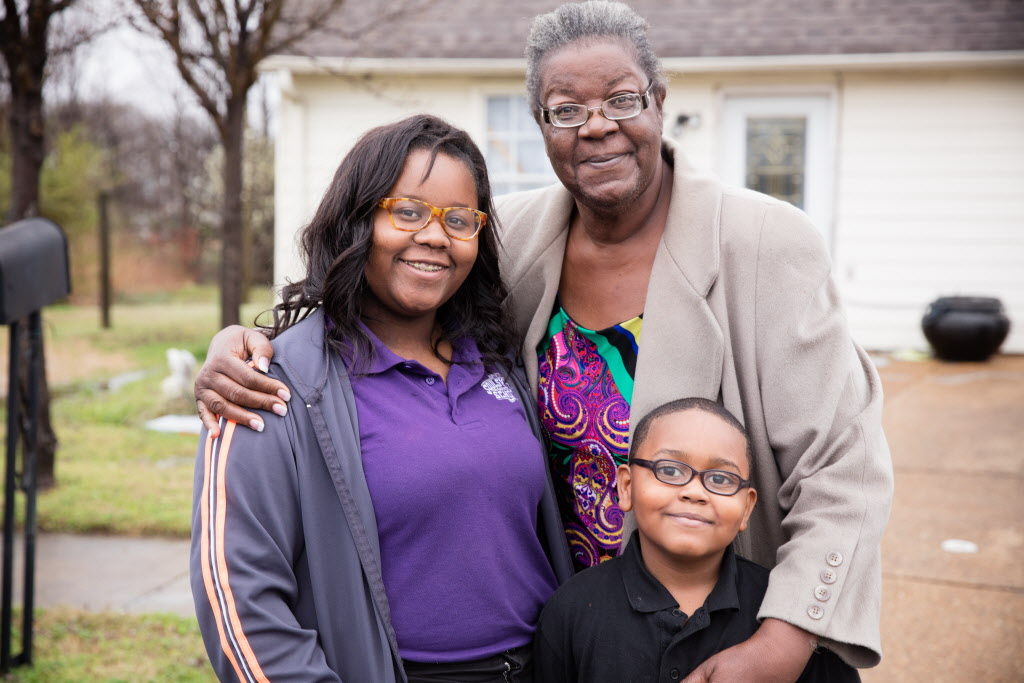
[537, 303, 642, 570]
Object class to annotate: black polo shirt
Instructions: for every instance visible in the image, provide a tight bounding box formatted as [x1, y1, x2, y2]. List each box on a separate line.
[533, 531, 858, 683]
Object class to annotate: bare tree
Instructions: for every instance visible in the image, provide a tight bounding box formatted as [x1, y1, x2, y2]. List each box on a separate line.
[129, 0, 354, 326]
[1, 0, 75, 220]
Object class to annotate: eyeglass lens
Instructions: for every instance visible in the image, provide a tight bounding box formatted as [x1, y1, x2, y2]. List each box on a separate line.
[652, 460, 744, 495]
[549, 93, 643, 127]
[388, 199, 480, 238]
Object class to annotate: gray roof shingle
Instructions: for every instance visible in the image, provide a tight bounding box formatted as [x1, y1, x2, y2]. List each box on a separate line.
[288, 0, 1024, 60]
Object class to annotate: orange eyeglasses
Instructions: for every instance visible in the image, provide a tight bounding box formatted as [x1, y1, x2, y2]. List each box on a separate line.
[378, 197, 487, 241]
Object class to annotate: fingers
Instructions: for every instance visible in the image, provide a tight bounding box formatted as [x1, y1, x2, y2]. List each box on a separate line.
[195, 387, 267, 433]
[680, 661, 714, 683]
[197, 401, 221, 438]
[196, 326, 288, 434]
[242, 328, 275, 373]
[204, 354, 290, 400]
[210, 324, 253, 357]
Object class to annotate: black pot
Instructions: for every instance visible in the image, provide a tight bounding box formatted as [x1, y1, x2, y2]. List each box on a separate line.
[921, 296, 1010, 362]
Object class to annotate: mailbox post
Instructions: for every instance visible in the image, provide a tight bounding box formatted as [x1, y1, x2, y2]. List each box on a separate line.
[0, 218, 70, 672]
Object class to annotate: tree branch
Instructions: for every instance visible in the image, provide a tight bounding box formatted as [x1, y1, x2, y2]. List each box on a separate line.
[130, 0, 226, 136]
[185, 0, 229, 70]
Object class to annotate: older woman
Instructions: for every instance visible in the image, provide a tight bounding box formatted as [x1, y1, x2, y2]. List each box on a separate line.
[195, 2, 892, 681]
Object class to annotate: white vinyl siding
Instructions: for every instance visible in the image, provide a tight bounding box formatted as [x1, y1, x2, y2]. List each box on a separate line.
[836, 69, 1024, 352]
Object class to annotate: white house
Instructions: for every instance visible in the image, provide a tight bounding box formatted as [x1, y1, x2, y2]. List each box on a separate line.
[261, 0, 1024, 352]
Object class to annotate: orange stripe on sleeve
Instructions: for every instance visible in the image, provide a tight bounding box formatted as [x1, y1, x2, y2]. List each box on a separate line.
[199, 425, 247, 682]
[214, 421, 271, 683]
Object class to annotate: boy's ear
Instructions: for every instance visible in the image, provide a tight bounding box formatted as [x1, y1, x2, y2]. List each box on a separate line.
[737, 487, 757, 532]
[616, 464, 633, 512]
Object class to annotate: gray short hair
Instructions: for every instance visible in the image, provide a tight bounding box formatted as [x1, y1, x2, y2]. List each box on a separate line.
[525, 1, 665, 106]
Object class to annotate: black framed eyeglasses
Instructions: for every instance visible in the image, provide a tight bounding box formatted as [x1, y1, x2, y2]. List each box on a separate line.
[539, 83, 654, 128]
[629, 458, 751, 496]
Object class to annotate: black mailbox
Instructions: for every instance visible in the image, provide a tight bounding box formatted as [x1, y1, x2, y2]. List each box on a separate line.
[0, 217, 70, 672]
[0, 218, 70, 325]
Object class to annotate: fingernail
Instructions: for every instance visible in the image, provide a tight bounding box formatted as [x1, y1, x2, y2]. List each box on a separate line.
[277, 388, 291, 402]
[272, 403, 287, 417]
[257, 357, 270, 373]
[249, 418, 265, 432]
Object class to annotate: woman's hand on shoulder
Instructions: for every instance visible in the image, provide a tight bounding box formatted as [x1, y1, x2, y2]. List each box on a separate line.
[194, 325, 289, 437]
[681, 618, 817, 683]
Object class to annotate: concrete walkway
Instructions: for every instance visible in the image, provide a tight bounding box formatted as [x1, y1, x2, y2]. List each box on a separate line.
[9, 354, 1024, 681]
[11, 532, 192, 617]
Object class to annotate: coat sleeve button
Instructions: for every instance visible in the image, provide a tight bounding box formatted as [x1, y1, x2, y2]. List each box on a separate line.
[826, 551, 844, 566]
[807, 604, 825, 620]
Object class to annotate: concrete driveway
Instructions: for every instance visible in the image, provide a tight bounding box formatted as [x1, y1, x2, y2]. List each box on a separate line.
[863, 353, 1024, 682]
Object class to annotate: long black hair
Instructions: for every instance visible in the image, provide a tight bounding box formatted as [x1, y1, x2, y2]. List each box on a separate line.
[265, 114, 516, 369]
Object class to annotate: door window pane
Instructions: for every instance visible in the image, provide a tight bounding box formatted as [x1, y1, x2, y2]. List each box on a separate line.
[486, 95, 556, 195]
[745, 116, 806, 208]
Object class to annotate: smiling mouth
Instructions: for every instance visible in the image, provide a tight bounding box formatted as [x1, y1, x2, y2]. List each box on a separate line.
[582, 152, 627, 166]
[667, 512, 713, 527]
[400, 259, 447, 273]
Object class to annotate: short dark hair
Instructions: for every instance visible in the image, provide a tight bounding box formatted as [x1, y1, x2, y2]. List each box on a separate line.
[264, 114, 515, 370]
[629, 397, 752, 471]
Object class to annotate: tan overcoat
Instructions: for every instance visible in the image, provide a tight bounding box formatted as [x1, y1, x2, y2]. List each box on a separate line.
[495, 138, 893, 668]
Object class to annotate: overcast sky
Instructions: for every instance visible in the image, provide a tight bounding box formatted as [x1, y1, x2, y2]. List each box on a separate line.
[72, 3, 188, 117]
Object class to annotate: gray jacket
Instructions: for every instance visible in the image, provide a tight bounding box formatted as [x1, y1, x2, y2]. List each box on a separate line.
[191, 309, 574, 682]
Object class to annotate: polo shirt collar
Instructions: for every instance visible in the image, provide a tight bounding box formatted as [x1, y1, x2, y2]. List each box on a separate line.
[622, 530, 741, 615]
[704, 543, 741, 614]
[352, 320, 482, 376]
[621, 530, 681, 613]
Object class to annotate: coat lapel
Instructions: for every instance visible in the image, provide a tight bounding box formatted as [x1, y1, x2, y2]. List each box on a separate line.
[501, 186, 575, 390]
[631, 141, 726, 422]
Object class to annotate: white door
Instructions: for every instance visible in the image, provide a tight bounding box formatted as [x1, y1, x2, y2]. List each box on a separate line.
[720, 94, 835, 246]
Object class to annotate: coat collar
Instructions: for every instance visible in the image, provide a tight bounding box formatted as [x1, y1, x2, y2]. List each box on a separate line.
[272, 308, 332, 403]
[658, 137, 721, 298]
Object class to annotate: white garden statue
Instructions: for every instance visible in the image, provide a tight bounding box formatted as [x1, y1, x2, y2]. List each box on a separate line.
[161, 348, 197, 401]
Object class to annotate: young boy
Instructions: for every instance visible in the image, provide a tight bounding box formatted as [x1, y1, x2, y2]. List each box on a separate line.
[533, 397, 858, 682]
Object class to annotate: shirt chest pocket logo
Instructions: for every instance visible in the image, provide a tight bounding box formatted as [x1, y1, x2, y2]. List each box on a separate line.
[481, 373, 517, 403]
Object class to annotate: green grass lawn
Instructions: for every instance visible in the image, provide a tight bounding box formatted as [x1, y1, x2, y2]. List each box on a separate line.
[3, 286, 275, 538]
[0, 289, 272, 679]
[6, 609, 215, 682]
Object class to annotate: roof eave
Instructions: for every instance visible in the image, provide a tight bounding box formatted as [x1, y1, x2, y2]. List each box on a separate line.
[259, 50, 1024, 76]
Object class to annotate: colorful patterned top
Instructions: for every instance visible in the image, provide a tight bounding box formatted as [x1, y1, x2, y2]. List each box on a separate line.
[537, 302, 642, 570]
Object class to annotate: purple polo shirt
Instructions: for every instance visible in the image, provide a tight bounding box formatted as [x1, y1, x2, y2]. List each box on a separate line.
[347, 327, 558, 662]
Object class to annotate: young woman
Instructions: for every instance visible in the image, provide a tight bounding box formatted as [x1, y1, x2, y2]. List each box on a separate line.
[191, 114, 571, 683]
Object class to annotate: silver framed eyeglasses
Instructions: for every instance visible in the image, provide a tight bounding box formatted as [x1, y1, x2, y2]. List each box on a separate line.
[378, 197, 487, 241]
[539, 83, 654, 128]
[629, 458, 751, 496]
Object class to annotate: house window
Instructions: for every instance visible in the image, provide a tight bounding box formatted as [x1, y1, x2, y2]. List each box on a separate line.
[745, 116, 807, 209]
[485, 95, 555, 196]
